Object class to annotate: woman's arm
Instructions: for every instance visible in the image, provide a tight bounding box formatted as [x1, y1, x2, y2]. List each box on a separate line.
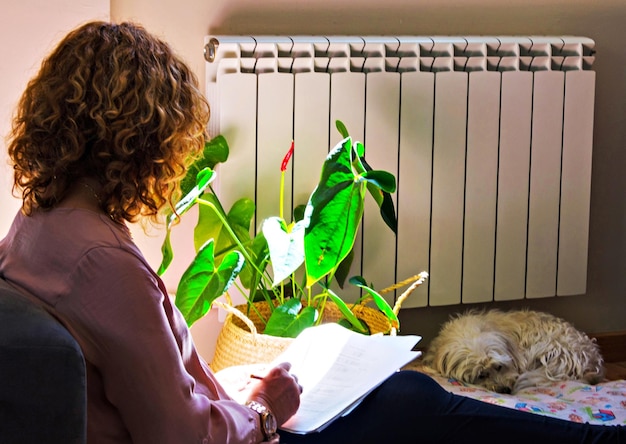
[59, 246, 264, 444]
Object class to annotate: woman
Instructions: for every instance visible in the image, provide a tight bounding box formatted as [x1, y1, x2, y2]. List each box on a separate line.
[1, 21, 623, 444]
[0, 21, 298, 444]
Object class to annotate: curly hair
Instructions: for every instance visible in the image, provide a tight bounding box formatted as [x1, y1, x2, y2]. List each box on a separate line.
[7, 21, 210, 223]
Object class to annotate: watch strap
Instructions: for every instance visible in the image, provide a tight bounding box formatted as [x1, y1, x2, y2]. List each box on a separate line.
[245, 400, 277, 439]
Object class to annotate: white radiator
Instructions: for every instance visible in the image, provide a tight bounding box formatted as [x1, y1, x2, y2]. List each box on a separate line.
[203, 36, 596, 308]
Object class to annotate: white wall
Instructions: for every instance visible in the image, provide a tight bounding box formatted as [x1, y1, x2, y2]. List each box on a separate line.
[3, 0, 624, 361]
[0, 2, 223, 361]
[0, 0, 110, 234]
[109, 0, 626, 352]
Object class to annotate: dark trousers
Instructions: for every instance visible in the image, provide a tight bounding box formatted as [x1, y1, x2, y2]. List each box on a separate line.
[280, 371, 624, 444]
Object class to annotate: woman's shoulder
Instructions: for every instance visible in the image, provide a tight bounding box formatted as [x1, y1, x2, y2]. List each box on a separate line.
[33, 207, 133, 248]
[12, 207, 147, 273]
[1, 208, 158, 309]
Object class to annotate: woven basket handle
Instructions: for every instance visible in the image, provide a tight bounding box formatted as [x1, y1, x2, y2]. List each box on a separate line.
[213, 301, 258, 335]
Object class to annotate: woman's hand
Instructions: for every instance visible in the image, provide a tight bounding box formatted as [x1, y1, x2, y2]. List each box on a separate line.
[247, 362, 301, 426]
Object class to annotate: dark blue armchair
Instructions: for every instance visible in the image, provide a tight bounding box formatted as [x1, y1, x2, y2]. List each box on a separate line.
[0, 277, 86, 443]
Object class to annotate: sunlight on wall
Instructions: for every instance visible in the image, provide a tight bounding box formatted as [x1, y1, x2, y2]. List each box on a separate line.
[0, 0, 110, 236]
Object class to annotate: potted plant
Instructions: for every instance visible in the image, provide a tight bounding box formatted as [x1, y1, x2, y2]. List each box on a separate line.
[158, 121, 427, 370]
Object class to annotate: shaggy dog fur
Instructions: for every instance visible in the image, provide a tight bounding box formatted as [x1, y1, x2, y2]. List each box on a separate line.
[423, 309, 604, 394]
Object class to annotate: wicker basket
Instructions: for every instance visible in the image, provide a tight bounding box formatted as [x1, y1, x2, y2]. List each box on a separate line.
[210, 300, 392, 372]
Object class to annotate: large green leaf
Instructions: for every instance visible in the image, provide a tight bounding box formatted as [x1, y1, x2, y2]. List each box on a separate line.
[349, 276, 398, 329]
[362, 170, 396, 194]
[194, 193, 224, 252]
[293, 204, 306, 222]
[159, 136, 229, 276]
[333, 248, 355, 289]
[158, 168, 216, 275]
[378, 191, 398, 234]
[157, 229, 173, 276]
[195, 195, 254, 253]
[264, 298, 318, 338]
[335, 120, 349, 138]
[238, 232, 269, 291]
[323, 288, 368, 334]
[175, 239, 245, 327]
[192, 194, 272, 300]
[304, 137, 366, 287]
[173, 168, 216, 222]
[180, 136, 229, 196]
[359, 157, 398, 234]
[262, 217, 305, 286]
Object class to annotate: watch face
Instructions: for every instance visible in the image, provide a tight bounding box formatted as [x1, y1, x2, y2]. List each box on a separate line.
[247, 401, 277, 437]
[264, 412, 277, 434]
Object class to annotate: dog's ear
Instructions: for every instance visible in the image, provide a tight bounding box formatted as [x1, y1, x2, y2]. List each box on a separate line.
[497, 337, 523, 371]
[439, 352, 450, 374]
[426, 345, 450, 374]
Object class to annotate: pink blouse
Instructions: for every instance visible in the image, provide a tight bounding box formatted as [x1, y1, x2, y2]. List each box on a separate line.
[0, 208, 262, 444]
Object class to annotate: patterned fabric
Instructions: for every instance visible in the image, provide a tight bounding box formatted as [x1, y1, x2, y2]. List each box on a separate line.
[427, 372, 626, 425]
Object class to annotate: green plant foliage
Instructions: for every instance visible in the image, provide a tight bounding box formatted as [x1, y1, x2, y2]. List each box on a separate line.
[157, 135, 228, 276]
[161, 121, 408, 335]
[303, 137, 366, 287]
[158, 229, 173, 277]
[157, 167, 216, 275]
[175, 239, 244, 326]
[349, 276, 399, 329]
[263, 298, 318, 338]
[262, 217, 306, 286]
[333, 248, 355, 289]
[322, 286, 368, 334]
[195, 195, 255, 254]
[237, 233, 270, 293]
[335, 120, 350, 139]
[358, 156, 397, 233]
[180, 135, 229, 196]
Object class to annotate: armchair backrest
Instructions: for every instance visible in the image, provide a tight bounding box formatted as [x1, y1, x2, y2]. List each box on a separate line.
[0, 277, 86, 444]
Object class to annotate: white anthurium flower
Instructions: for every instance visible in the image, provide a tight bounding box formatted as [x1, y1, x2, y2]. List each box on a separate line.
[262, 216, 306, 286]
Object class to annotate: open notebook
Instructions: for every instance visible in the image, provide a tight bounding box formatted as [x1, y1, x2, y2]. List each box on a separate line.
[215, 323, 421, 434]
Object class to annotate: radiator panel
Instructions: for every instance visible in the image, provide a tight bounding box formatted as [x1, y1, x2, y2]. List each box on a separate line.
[397, 72, 434, 308]
[329, 71, 367, 302]
[362, 71, 400, 303]
[430, 71, 467, 306]
[558, 70, 596, 296]
[463, 71, 500, 304]
[494, 71, 533, 302]
[527, 71, 565, 299]
[204, 36, 596, 307]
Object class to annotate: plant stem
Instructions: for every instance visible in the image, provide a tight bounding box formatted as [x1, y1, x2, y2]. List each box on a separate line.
[196, 197, 273, 290]
[279, 171, 285, 221]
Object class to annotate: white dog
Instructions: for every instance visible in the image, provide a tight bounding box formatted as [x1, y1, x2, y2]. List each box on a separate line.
[422, 309, 604, 394]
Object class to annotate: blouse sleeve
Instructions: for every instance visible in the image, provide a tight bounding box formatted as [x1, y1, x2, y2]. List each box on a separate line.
[56, 245, 263, 444]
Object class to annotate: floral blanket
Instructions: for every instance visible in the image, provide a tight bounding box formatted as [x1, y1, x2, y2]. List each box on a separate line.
[427, 372, 626, 425]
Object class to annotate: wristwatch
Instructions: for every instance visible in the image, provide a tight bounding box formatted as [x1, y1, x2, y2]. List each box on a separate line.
[246, 400, 277, 439]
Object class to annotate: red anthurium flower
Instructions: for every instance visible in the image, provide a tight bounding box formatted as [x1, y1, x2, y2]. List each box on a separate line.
[281, 140, 294, 172]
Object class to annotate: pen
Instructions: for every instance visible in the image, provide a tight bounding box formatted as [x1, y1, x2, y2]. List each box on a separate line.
[250, 374, 264, 380]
